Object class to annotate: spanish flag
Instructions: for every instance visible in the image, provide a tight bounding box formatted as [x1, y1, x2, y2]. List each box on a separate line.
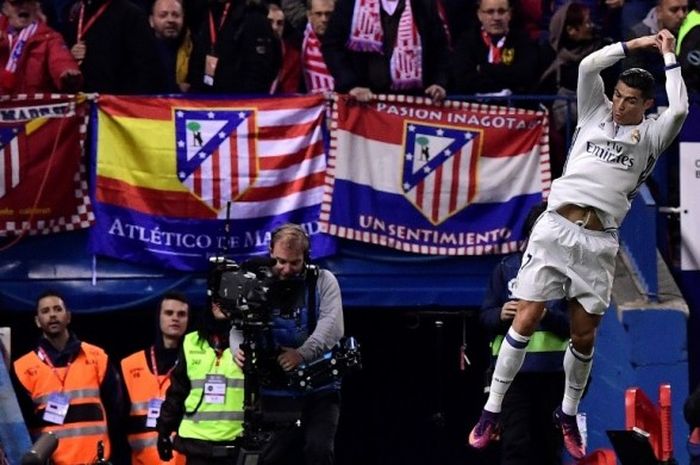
[90, 94, 332, 271]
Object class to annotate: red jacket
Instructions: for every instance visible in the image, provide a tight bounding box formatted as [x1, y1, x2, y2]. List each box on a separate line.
[0, 19, 82, 94]
[275, 38, 302, 94]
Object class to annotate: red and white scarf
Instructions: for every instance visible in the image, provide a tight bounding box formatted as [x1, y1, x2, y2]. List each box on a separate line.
[302, 22, 334, 93]
[1, 20, 39, 91]
[481, 29, 506, 64]
[347, 0, 422, 90]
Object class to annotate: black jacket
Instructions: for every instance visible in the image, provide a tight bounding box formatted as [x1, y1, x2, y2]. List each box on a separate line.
[64, 0, 162, 94]
[187, 1, 281, 94]
[322, 0, 449, 93]
[450, 27, 540, 95]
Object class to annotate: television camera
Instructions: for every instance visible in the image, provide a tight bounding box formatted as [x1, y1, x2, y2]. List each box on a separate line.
[207, 255, 314, 328]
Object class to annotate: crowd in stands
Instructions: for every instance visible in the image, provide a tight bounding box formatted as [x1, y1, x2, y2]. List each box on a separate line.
[1, 0, 698, 181]
[1, 0, 698, 99]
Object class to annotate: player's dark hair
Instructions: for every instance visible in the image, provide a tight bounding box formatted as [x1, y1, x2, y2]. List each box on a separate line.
[618, 68, 655, 100]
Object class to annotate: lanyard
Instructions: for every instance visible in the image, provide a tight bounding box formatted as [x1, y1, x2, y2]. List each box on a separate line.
[208, 2, 231, 52]
[149, 346, 175, 395]
[208, 335, 225, 368]
[37, 346, 72, 391]
[77, 0, 112, 42]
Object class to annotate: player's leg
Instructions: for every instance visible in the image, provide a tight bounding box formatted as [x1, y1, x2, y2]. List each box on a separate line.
[469, 300, 546, 449]
[553, 299, 602, 459]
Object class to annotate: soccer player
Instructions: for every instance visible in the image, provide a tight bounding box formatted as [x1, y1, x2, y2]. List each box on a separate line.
[468, 28, 688, 459]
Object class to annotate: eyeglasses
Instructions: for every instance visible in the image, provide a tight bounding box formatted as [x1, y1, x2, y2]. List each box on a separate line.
[480, 7, 510, 15]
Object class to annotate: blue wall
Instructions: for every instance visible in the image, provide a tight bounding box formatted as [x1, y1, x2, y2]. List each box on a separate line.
[582, 307, 689, 464]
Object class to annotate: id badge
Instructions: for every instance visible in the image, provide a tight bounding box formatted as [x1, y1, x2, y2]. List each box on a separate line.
[204, 374, 226, 404]
[204, 54, 218, 86]
[146, 398, 163, 428]
[43, 392, 70, 425]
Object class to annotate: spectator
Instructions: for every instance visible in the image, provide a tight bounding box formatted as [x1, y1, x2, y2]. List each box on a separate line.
[269, 2, 286, 38]
[186, 0, 281, 93]
[440, 0, 474, 44]
[149, 0, 192, 93]
[65, 0, 162, 94]
[622, 0, 657, 34]
[301, 0, 335, 93]
[677, 4, 700, 93]
[450, 0, 540, 96]
[282, 0, 308, 33]
[322, 0, 449, 102]
[11, 290, 125, 465]
[548, 0, 624, 41]
[479, 202, 570, 465]
[539, 2, 614, 132]
[269, 3, 303, 94]
[156, 294, 243, 465]
[622, 0, 688, 85]
[0, 0, 82, 94]
[231, 224, 345, 465]
[38, 0, 76, 35]
[121, 293, 190, 465]
[517, 0, 545, 42]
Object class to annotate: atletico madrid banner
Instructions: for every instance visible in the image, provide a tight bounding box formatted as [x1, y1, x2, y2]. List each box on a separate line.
[0, 95, 93, 236]
[320, 95, 551, 255]
[89, 95, 334, 271]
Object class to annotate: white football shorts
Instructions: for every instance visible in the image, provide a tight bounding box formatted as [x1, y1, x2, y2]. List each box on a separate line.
[513, 210, 619, 315]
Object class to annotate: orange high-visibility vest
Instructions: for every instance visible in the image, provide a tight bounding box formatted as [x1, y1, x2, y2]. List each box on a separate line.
[14, 342, 111, 465]
[121, 350, 186, 465]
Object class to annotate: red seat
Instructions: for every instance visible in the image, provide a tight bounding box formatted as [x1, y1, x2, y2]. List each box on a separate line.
[574, 384, 674, 465]
[625, 384, 673, 461]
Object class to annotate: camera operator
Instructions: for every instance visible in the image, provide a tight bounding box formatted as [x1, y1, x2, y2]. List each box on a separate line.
[155, 298, 244, 465]
[231, 223, 344, 465]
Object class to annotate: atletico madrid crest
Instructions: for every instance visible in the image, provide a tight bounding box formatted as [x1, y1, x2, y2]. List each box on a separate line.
[175, 108, 259, 214]
[401, 121, 482, 225]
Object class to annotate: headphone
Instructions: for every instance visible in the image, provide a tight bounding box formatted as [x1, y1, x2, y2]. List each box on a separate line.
[270, 223, 312, 263]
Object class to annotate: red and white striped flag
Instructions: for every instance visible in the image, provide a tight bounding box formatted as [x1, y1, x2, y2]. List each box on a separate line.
[0, 127, 22, 199]
[0, 95, 93, 236]
[92, 94, 332, 270]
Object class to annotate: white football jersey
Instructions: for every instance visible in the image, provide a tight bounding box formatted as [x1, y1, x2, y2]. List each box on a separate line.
[547, 42, 689, 227]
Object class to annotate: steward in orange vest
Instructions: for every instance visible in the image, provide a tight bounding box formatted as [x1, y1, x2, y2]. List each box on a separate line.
[121, 293, 189, 465]
[11, 290, 125, 465]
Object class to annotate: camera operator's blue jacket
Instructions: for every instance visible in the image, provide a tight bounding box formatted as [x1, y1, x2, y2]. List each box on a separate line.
[231, 267, 344, 396]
